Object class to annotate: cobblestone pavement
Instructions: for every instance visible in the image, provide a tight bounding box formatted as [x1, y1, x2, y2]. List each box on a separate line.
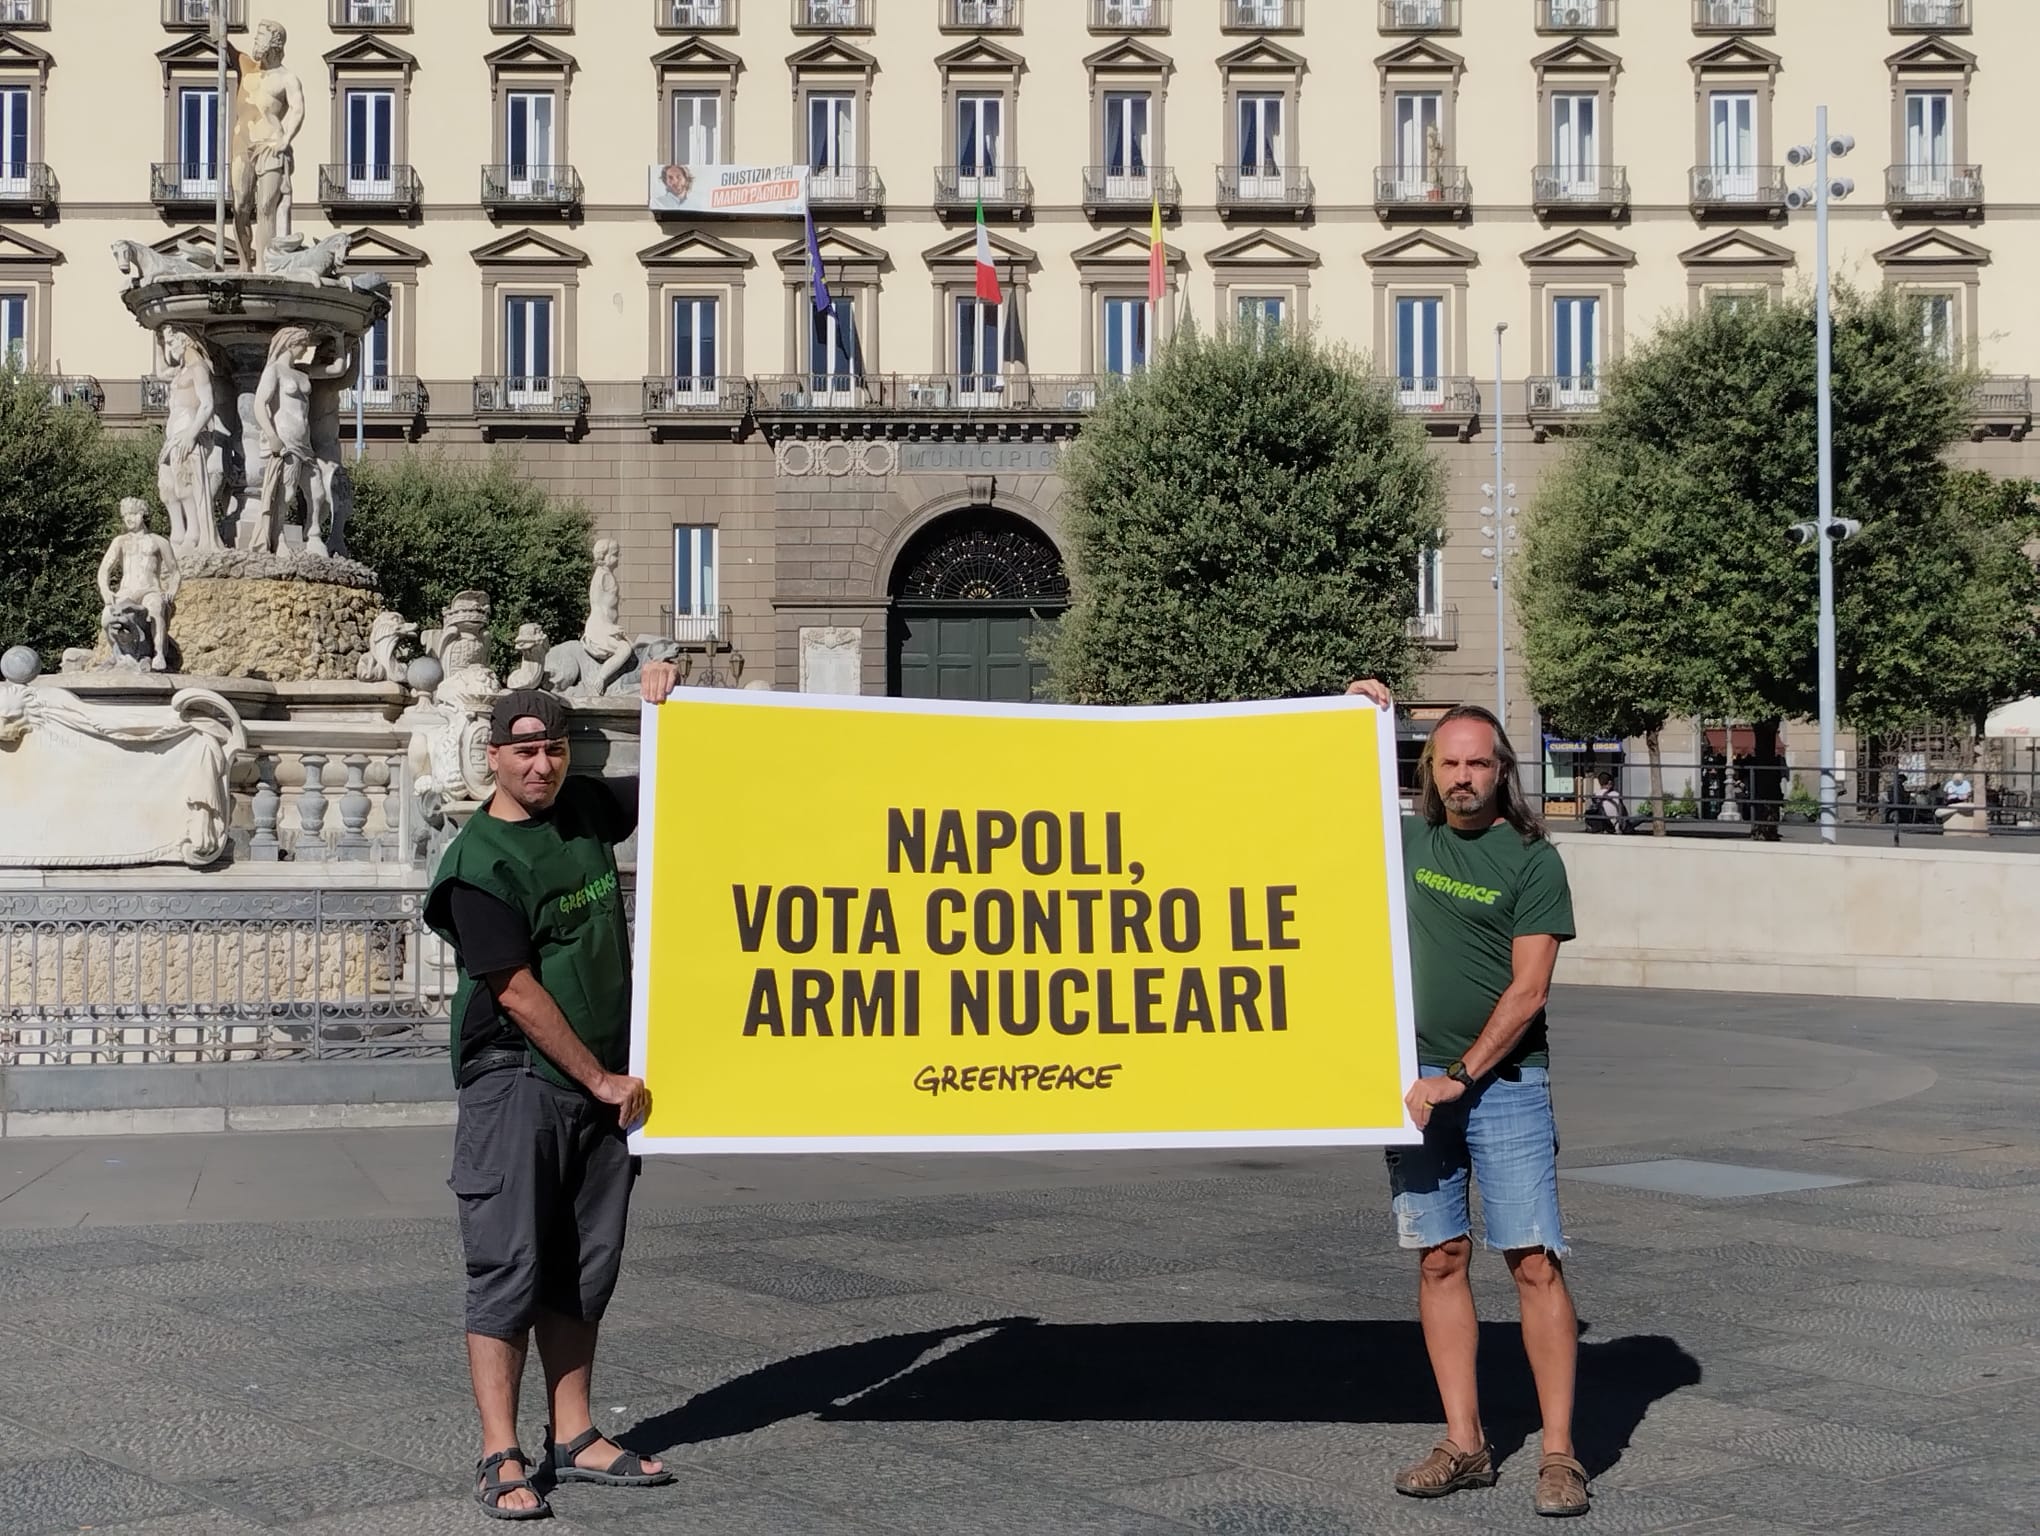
[1, 986, 2035, 1535]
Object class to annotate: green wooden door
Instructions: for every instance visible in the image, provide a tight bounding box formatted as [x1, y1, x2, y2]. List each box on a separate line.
[893, 608, 1051, 702]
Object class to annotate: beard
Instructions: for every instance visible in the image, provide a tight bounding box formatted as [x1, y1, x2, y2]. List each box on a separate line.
[1444, 784, 1494, 815]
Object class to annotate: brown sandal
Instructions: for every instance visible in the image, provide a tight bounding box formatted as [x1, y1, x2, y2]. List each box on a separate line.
[1535, 1452, 1591, 1517]
[1394, 1438, 1497, 1498]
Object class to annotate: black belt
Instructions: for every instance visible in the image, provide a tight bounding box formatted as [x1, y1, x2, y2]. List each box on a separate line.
[457, 1048, 528, 1088]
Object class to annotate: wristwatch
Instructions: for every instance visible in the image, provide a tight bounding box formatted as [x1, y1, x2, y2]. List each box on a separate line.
[1444, 1059, 1475, 1088]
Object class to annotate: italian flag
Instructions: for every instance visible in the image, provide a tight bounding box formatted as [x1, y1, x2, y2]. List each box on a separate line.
[974, 199, 1003, 303]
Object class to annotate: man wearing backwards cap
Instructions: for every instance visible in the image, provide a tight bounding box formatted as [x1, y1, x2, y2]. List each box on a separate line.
[425, 663, 678, 1521]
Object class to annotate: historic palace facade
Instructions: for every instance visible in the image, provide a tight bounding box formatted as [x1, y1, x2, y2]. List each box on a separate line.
[9, 0, 2040, 766]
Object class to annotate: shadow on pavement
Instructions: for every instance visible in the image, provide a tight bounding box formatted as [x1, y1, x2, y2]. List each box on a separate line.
[626, 1319, 1700, 1477]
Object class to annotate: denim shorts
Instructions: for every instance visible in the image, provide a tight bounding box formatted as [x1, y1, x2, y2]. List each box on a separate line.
[1385, 1064, 1569, 1257]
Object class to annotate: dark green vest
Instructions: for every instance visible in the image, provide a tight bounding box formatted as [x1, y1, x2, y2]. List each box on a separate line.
[424, 777, 633, 1088]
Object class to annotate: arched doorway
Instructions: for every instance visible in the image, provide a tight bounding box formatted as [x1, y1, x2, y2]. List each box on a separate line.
[887, 508, 1069, 701]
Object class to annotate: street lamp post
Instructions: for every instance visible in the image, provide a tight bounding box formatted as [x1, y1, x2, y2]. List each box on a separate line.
[1786, 109, 1857, 845]
[1481, 322, 1515, 728]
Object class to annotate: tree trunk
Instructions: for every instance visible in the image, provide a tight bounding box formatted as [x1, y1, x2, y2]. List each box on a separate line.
[1646, 727, 1666, 837]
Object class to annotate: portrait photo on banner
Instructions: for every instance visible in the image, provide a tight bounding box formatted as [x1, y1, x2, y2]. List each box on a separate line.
[648, 162, 810, 216]
[629, 694, 1419, 1155]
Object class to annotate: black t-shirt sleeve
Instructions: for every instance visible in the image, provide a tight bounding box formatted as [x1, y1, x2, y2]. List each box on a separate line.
[586, 774, 639, 842]
[446, 883, 532, 979]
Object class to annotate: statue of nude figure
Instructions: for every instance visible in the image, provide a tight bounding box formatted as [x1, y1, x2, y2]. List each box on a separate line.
[98, 498, 182, 672]
[253, 327, 354, 557]
[231, 20, 305, 273]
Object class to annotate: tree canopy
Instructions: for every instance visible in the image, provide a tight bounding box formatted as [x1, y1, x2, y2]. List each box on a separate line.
[1045, 326, 1445, 704]
[0, 371, 159, 661]
[1521, 283, 2040, 741]
[348, 451, 595, 656]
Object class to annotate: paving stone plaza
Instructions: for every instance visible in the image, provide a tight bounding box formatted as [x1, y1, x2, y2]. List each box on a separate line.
[1, 985, 2035, 1535]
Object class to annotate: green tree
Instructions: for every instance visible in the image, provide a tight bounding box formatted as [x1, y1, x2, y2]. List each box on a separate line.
[1518, 284, 2035, 824]
[348, 451, 594, 655]
[1046, 327, 1445, 704]
[0, 371, 159, 661]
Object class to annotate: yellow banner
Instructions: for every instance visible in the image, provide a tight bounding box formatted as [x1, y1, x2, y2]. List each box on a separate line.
[629, 695, 1419, 1152]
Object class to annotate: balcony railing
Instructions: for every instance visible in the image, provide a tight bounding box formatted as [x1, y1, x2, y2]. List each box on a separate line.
[1089, 0, 1169, 31]
[1969, 376, 2032, 441]
[669, 606, 731, 647]
[1884, 164, 1984, 215]
[1409, 606, 1459, 647]
[1222, 0, 1301, 30]
[934, 165, 1032, 215]
[0, 163, 56, 212]
[1081, 165, 1181, 215]
[150, 162, 223, 210]
[338, 376, 428, 417]
[753, 374, 891, 414]
[1532, 164, 1630, 215]
[48, 376, 103, 413]
[161, 0, 243, 26]
[642, 375, 752, 416]
[943, 0, 1020, 27]
[657, 0, 737, 26]
[480, 164, 582, 212]
[0, 0, 49, 27]
[1534, 0, 1616, 32]
[1527, 374, 1602, 438]
[329, 0, 410, 26]
[473, 375, 589, 417]
[318, 163, 422, 212]
[1380, 0, 1458, 33]
[491, 0, 572, 29]
[1890, 0, 1969, 31]
[806, 165, 884, 215]
[1693, 0, 1774, 31]
[1395, 375, 1481, 427]
[1217, 165, 1312, 216]
[792, 0, 872, 29]
[1374, 164, 1471, 217]
[1689, 164, 1785, 213]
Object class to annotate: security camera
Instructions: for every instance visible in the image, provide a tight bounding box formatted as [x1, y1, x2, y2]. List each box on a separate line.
[1787, 522, 1819, 545]
[1825, 518, 1863, 542]
[1785, 186, 1813, 210]
[1829, 177, 1855, 199]
[1828, 134, 1856, 157]
[1785, 144, 1814, 167]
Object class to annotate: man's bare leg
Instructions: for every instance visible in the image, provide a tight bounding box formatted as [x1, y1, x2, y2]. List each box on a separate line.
[467, 1330, 541, 1514]
[1416, 1236, 1485, 1451]
[534, 1310, 664, 1476]
[1506, 1247, 1578, 1458]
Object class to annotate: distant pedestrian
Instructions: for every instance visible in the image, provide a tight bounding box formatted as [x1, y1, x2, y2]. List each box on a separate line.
[1944, 770, 1974, 806]
[425, 668, 678, 1521]
[1347, 682, 1589, 1519]
[1584, 770, 1632, 834]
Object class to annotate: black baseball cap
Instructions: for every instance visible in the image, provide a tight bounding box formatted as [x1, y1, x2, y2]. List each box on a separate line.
[489, 689, 570, 747]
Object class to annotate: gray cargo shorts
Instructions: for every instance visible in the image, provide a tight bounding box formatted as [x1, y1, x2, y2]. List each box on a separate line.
[447, 1066, 639, 1339]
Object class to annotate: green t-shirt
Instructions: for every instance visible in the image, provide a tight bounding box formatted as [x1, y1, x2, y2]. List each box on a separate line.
[1401, 815, 1575, 1069]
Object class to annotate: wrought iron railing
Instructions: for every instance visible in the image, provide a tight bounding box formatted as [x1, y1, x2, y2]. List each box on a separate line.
[317, 163, 423, 210]
[1374, 165, 1471, 213]
[944, 0, 1020, 27]
[0, 162, 55, 209]
[1090, 0, 1169, 28]
[473, 375, 589, 415]
[752, 374, 891, 412]
[339, 376, 428, 416]
[806, 165, 885, 213]
[1693, 0, 1774, 30]
[161, 0, 243, 27]
[934, 165, 1032, 214]
[492, 0, 572, 29]
[1531, 164, 1630, 211]
[1380, 0, 1458, 31]
[150, 162, 223, 207]
[1534, 0, 1616, 32]
[1408, 606, 1459, 646]
[1222, 0, 1301, 29]
[1884, 164, 1984, 210]
[481, 164, 582, 210]
[1527, 375, 1602, 415]
[0, 889, 455, 1065]
[48, 376, 105, 412]
[792, 0, 871, 28]
[1395, 376, 1480, 419]
[1217, 165, 1312, 213]
[658, 0, 736, 26]
[1689, 164, 1785, 209]
[668, 605, 732, 646]
[642, 375, 752, 414]
[329, 0, 410, 26]
[1889, 0, 1969, 31]
[1081, 165, 1181, 212]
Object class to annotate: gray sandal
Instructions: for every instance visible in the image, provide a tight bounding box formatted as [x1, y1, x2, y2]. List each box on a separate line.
[546, 1425, 674, 1487]
[474, 1446, 550, 1521]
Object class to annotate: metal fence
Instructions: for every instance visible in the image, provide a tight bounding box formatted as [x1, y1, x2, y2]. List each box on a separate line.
[0, 889, 455, 1066]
